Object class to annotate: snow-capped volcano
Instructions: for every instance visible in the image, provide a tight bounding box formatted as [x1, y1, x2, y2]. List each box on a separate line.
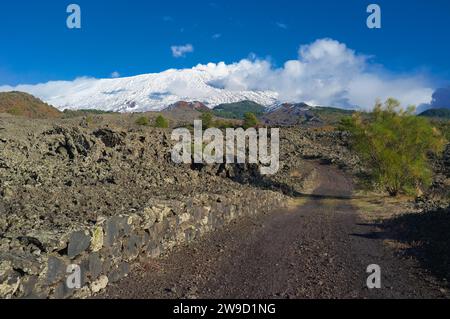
[2, 68, 278, 112]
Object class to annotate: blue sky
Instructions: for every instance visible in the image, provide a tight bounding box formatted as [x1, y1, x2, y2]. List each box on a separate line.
[1, 0, 449, 86]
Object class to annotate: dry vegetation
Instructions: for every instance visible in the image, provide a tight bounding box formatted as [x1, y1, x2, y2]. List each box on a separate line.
[0, 91, 62, 119]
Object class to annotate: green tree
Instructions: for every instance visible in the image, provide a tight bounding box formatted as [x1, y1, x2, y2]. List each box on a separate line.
[341, 98, 446, 196]
[243, 112, 258, 129]
[200, 112, 214, 129]
[214, 119, 235, 129]
[135, 116, 149, 126]
[155, 115, 169, 128]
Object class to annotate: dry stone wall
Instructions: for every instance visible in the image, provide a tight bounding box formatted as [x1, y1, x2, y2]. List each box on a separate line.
[1, 190, 286, 299]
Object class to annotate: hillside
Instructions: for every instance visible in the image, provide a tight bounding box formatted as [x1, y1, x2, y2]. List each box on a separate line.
[311, 107, 355, 125]
[261, 103, 320, 126]
[159, 101, 210, 126]
[261, 103, 355, 127]
[0, 91, 61, 119]
[164, 101, 210, 113]
[419, 108, 450, 120]
[213, 101, 266, 119]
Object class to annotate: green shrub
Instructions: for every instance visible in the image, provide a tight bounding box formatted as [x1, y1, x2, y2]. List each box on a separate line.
[8, 107, 22, 116]
[341, 98, 447, 196]
[85, 115, 94, 124]
[432, 120, 450, 141]
[243, 112, 258, 129]
[212, 101, 266, 119]
[135, 116, 150, 126]
[155, 115, 169, 128]
[214, 119, 235, 129]
[200, 112, 214, 129]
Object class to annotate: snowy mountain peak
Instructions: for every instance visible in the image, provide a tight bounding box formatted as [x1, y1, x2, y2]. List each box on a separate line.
[5, 68, 279, 113]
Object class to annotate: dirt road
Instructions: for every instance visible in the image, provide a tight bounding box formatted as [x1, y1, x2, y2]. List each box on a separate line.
[100, 164, 447, 299]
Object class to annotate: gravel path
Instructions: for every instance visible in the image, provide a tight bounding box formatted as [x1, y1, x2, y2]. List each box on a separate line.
[99, 164, 447, 299]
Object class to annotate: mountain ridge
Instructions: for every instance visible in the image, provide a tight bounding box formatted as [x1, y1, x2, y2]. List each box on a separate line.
[419, 108, 450, 120]
[0, 69, 278, 113]
[0, 91, 61, 119]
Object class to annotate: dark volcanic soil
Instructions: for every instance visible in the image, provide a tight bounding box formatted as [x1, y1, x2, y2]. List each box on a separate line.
[99, 165, 448, 299]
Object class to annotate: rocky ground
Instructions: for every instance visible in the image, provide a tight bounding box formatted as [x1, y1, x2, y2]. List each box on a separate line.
[0, 114, 359, 242]
[0, 111, 449, 299]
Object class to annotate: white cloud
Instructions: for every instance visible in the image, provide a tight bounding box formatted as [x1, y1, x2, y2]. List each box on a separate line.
[212, 33, 222, 39]
[171, 44, 194, 58]
[276, 22, 288, 29]
[193, 38, 433, 109]
[110, 71, 120, 78]
[0, 38, 434, 110]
